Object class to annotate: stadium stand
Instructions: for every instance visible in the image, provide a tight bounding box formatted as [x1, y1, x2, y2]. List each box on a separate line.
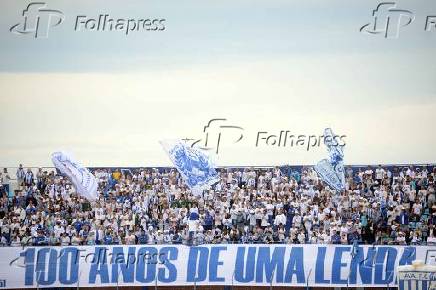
[0, 164, 435, 247]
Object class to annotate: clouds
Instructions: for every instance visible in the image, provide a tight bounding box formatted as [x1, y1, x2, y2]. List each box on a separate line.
[1, 0, 434, 72]
[0, 57, 434, 166]
[0, 0, 435, 166]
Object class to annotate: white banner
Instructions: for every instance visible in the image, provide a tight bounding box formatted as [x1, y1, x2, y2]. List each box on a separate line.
[0, 245, 434, 288]
[0, 244, 435, 289]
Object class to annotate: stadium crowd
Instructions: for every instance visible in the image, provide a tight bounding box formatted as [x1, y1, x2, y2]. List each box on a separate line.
[0, 164, 435, 247]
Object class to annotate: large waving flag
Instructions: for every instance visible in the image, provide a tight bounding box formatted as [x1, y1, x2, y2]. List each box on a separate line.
[160, 140, 220, 196]
[51, 151, 98, 201]
[314, 159, 344, 192]
[323, 128, 345, 187]
[314, 128, 345, 192]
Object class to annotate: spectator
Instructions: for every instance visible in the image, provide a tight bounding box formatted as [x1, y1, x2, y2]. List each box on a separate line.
[0, 164, 433, 247]
[61, 233, 70, 246]
[24, 168, 34, 187]
[16, 165, 25, 187]
[1, 168, 11, 197]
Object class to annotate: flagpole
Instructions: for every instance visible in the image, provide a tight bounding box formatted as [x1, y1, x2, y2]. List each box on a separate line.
[347, 240, 359, 290]
[155, 267, 158, 290]
[231, 267, 235, 290]
[269, 265, 276, 290]
[386, 250, 393, 290]
[36, 270, 41, 290]
[116, 266, 122, 290]
[306, 268, 313, 290]
[77, 269, 82, 290]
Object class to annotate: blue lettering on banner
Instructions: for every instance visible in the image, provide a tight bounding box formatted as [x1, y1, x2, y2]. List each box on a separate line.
[284, 247, 304, 283]
[234, 247, 256, 283]
[349, 246, 376, 284]
[332, 246, 351, 284]
[136, 247, 157, 283]
[235, 246, 305, 284]
[21, 248, 35, 286]
[187, 247, 209, 282]
[35, 248, 57, 285]
[399, 247, 416, 266]
[158, 247, 178, 283]
[374, 247, 397, 284]
[58, 248, 79, 285]
[256, 247, 286, 283]
[209, 246, 226, 282]
[315, 247, 329, 284]
[4, 245, 430, 288]
[111, 247, 136, 283]
[89, 247, 110, 284]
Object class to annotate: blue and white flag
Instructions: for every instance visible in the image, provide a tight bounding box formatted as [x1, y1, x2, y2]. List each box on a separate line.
[314, 159, 344, 192]
[397, 261, 436, 290]
[51, 151, 98, 201]
[160, 140, 220, 196]
[323, 128, 345, 187]
[314, 128, 345, 192]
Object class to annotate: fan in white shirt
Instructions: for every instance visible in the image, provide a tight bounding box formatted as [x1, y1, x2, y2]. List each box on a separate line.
[274, 210, 286, 226]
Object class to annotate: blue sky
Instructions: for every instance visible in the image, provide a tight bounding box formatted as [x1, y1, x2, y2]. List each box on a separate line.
[0, 0, 435, 166]
[1, 0, 434, 72]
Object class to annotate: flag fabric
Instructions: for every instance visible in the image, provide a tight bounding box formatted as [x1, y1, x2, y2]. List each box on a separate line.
[314, 128, 345, 192]
[160, 140, 220, 196]
[323, 128, 345, 187]
[51, 151, 98, 201]
[314, 159, 344, 192]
